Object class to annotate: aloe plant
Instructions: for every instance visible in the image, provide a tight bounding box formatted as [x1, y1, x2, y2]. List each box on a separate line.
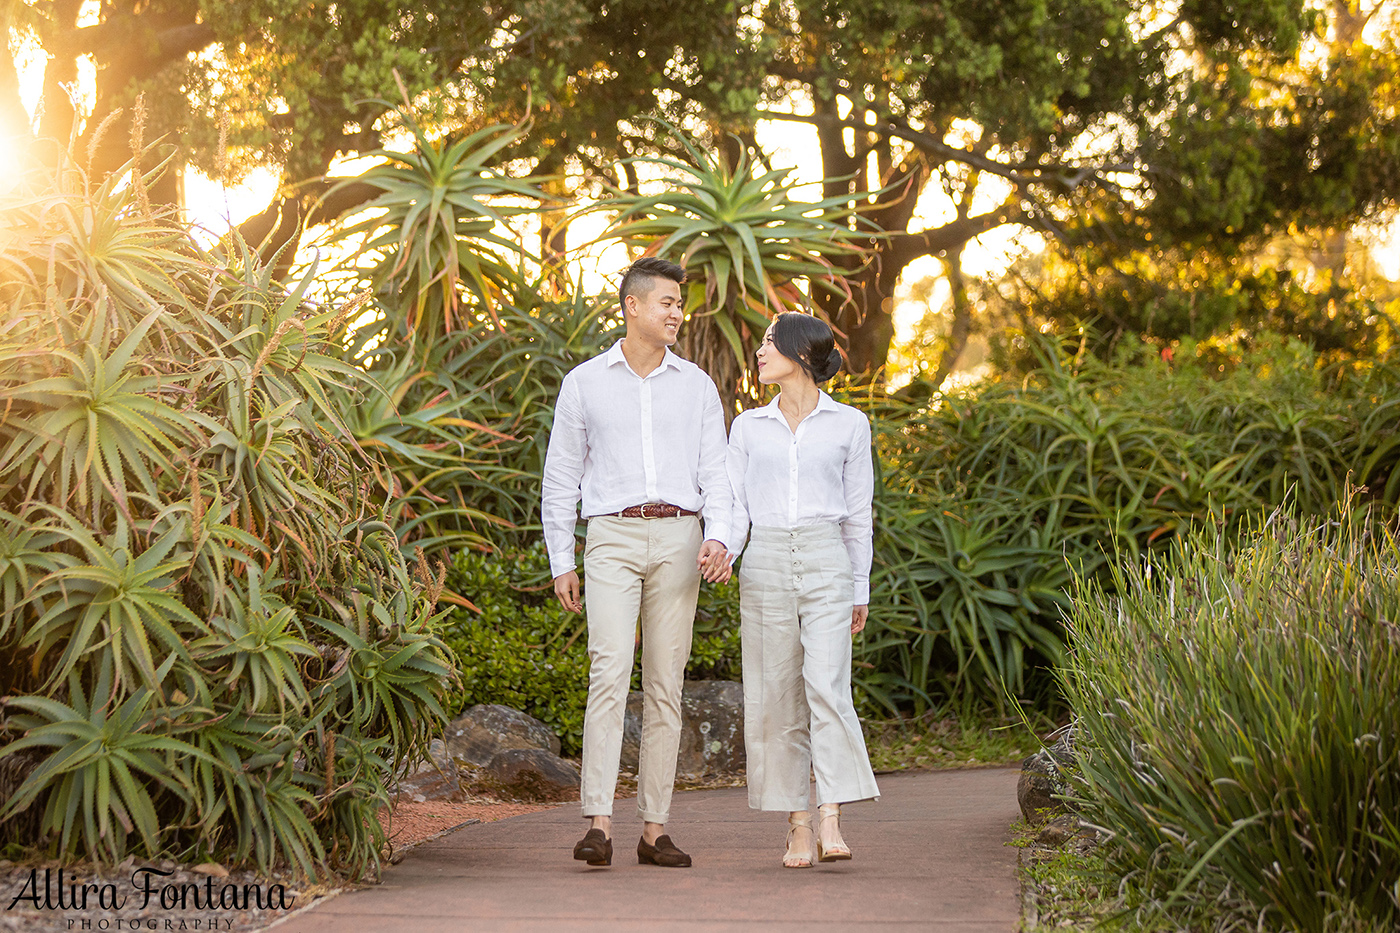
[321, 118, 548, 348]
[850, 333, 1400, 713]
[588, 129, 872, 414]
[0, 142, 456, 879]
[1, 663, 207, 863]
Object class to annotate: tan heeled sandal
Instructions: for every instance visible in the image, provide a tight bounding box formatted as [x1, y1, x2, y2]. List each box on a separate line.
[816, 803, 852, 861]
[783, 811, 814, 869]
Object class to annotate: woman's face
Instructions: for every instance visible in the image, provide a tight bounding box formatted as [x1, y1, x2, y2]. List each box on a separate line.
[755, 323, 800, 385]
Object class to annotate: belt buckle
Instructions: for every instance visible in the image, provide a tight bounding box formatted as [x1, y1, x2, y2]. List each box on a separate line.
[642, 502, 662, 518]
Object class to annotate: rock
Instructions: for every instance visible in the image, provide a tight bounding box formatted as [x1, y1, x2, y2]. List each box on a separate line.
[1018, 724, 1078, 824]
[392, 738, 463, 802]
[482, 748, 580, 802]
[1035, 814, 1081, 847]
[620, 680, 746, 781]
[445, 704, 561, 766]
[1072, 832, 1101, 855]
[395, 761, 461, 802]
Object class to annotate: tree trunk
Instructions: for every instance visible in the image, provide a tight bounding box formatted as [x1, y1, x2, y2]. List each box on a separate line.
[930, 247, 973, 390]
[37, 0, 85, 145]
[677, 299, 746, 427]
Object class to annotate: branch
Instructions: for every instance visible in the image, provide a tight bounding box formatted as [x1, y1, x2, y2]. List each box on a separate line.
[886, 202, 1020, 270]
[55, 19, 216, 75]
[755, 109, 1139, 190]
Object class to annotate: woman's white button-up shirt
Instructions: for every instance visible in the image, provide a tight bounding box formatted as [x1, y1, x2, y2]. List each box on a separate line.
[726, 392, 875, 604]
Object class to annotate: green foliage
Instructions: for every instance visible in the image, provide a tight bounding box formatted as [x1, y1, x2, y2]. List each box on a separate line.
[439, 545, 591, 754]
[0, 151, 455, 880]
[440, 544, 743, 756]
[1059, 502, 1400, 931]
[990, 245, 1398, 364]
[853, 334, 1400, 712]
[325, 279, 621, 557]
[1013, 818, 1124, 931]
[15, 0, 1400, 384]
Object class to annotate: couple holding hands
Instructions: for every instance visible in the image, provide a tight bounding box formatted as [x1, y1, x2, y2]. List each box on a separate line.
[541, 257, 880, 871]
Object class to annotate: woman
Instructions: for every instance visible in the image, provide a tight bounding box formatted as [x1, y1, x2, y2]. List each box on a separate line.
[726, 311, 880, 869]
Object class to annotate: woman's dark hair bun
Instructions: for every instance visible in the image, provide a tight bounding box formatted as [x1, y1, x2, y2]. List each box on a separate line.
[814, 346, 843, 382]
[771, 312, 842, 384]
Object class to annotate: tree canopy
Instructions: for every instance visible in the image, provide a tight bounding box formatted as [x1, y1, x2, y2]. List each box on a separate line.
[4, 0, 1397, 378]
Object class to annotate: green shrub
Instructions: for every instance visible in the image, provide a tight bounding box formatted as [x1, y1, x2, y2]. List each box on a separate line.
[441, 543, 742, 756]
[440, 545, 591, 754]
[1059, 502, 1400, 931]
[0, 151, 455, 880]
[852, 334, 1400, 714]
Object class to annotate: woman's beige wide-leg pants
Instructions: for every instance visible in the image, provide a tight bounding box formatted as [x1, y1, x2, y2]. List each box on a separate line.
[580, 514, 702, 823]
[739, 523, 880, 811]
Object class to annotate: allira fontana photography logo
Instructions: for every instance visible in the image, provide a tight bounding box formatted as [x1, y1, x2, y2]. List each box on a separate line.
[5, 865, 296, 930]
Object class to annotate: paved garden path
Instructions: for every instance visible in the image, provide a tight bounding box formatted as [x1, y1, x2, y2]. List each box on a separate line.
[269, 768, 1023, 933]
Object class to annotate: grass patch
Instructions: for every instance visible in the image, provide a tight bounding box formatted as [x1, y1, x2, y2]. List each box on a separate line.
[864, 707, 1060, 772]
[1011, 817, 1127, 931]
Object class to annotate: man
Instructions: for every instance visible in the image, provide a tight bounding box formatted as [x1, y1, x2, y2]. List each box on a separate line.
[542, 257, 733, 869]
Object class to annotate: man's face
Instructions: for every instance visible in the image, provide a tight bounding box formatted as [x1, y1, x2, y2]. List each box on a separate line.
[625, 276, 684, 348]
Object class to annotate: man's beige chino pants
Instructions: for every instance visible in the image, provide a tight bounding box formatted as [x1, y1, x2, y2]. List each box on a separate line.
[580, 514, 702, 823]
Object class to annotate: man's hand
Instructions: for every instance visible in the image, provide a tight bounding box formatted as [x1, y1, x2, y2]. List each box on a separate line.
[851, 605, 869, 634]
[697, 539, 731, 584]
[554, 570, 582, 613]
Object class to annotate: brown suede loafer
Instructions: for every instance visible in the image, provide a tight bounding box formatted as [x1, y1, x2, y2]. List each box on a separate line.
[573, 828, 612, 866]
[637, 834, 692, 867]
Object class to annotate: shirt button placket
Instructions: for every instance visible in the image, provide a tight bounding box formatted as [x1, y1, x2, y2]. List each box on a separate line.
[640, 375, 658, 503]
[787, 435, 800, 526]
[788, 428, 802, 590]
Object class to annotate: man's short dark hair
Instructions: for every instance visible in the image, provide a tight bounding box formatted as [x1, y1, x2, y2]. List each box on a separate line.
[619, 257, 686, 311]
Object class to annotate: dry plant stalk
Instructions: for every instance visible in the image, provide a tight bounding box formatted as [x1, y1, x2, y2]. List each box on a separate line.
[129, 94, 152, 216]
[250, 318, 308, 380]
[85, 107, 124, 174]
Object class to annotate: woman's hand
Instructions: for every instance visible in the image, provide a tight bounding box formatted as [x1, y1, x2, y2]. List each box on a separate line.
[851, 605, 868, 634]
[697, 539, 732, 583]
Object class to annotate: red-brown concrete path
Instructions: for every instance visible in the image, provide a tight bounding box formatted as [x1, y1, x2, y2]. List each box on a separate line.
[266, 768, 1023, 933]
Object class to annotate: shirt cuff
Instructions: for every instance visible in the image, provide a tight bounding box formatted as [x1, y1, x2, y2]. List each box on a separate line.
[854, 580, 870, 605]
[549, 554, 577, 578]
[701, 521, 732, 552]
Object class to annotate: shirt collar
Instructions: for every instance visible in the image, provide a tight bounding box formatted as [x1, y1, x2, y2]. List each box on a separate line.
[605, 340, 683, 375]
[754, 391, 839, 419]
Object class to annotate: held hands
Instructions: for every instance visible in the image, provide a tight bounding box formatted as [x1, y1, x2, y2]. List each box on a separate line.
[851, 605, 869, 635]
[553, 570, 582, 613]
[697, 539, 732, 584]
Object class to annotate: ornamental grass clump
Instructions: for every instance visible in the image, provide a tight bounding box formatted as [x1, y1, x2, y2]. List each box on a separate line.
[0, 141, 455, 880]
[1060, 502, 1400, 931]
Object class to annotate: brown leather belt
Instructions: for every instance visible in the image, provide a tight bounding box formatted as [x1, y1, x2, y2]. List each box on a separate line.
[596, 503, 699, 519]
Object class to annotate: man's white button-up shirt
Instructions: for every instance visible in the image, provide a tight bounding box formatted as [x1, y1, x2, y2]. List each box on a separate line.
[725, 391, 875, 604]
[541, 341, 733, 578]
